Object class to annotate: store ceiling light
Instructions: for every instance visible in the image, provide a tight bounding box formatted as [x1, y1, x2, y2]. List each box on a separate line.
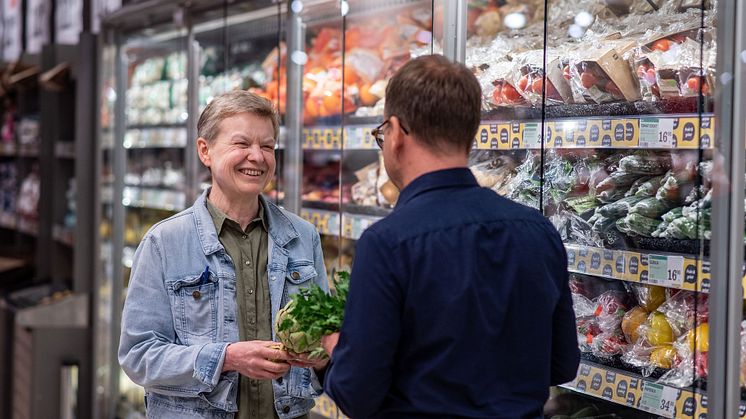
[574, 11, 593, 28]
[568, 24, 584, 39]
[503, 12, 526, 30]
[340, 1, 349, 17]
[291, 51, 309, 65]
[720, 72, 733, 85]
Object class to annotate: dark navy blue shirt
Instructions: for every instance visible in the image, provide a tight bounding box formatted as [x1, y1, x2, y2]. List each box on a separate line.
[324, 168, 579, 419]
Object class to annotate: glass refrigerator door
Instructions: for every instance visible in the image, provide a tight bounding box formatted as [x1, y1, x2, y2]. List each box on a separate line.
[192, 1, 285, 203]
[467, 1, 716, 416]
[298, 1, 346, 282]
[95, 43, 116, 419]
[299, 0, 439, 282]
[116, 23, 191, 418]
[299, 1, 438, 417]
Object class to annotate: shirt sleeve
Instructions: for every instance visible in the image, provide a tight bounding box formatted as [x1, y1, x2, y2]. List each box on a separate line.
[549, 235, 581, 385]
[118, 234, 234, 410]
[324, 229, 402, 418]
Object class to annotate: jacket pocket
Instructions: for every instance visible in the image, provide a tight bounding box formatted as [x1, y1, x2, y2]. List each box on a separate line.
[168, 272, 219, 343]
[283, 261, 317, 294]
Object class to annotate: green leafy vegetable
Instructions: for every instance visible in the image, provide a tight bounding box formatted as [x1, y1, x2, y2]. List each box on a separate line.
[275, 271, 350, 358]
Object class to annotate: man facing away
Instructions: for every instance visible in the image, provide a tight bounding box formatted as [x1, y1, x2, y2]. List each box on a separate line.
[321, 55, 580, 419]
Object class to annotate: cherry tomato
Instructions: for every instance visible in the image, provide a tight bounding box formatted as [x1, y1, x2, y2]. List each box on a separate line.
[491, 84, 503, 104]
[502, 83, 522, 102]
[580, 71, 598, 89]
[517, 75, 529, 92]
[687, 76, 700, 92]
[652, 38, 671, 52]
[563, 65, 572, 80]
[531, 77, 544, 94]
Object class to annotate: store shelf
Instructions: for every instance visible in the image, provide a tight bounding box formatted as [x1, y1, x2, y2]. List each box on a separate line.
[565, 244, 710, 293]
[124, 127, 188, 149]
[52, 224, 75, 247]
[0, 211, 16, 229]
[122, 186, 186, 211]
[303, 124, 379, 150]
[126, 123, 187, 130]
[473, 114, 715, 150]
[561, 360, 714, 418]
[301, 208, 340, 236]
[17, 144, 40, 157]
[311, 394, 348, 419]
[301, 207, 384, 240]
[0, 142, 16, 156]
[17, 218, 38, 236]
[101, 185, 113, 205]
[55, 142, 76, 159]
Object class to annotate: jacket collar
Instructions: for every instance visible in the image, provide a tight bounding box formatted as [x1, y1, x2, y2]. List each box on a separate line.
[395, 167, 478, 209]
[194, 188, 299, 255]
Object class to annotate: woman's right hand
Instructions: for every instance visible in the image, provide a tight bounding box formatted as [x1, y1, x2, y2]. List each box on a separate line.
[222, 341, 292, 380]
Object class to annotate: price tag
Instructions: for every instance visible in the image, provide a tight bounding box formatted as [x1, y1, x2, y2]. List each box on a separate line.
[3, 0, 22, 62]
[640, 118, 675, 148]
[56, 0, 83, 45]
[648, 254, 684, 287]
[522, 123, 541, 149]
[639, 382, 678, 418]
[26, 0, 50, 54]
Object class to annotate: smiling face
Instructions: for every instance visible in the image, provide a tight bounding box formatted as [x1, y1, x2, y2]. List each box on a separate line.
[197, 112, 276, 203]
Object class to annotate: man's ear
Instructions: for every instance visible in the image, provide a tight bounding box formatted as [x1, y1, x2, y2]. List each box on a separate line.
[197, 137, 211, 167]
[388, 116, 406, 153]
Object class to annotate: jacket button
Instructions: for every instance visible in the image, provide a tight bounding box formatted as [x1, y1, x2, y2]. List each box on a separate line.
[192, 290, 201, 299]
[282, 406, 290, 414]
[291, 271, 300, 280]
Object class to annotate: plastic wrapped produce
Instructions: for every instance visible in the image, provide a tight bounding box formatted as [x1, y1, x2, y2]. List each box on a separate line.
[616, 213, 661, 237]
[629, 284, 667, 312]
[629, 197, 672, 219]
[618, 154, 672, 175]
[597, 195, 645, 218]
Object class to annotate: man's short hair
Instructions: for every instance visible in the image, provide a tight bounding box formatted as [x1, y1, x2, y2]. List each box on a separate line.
[385, 54, 481, 153]
[197, 90, 280, 142]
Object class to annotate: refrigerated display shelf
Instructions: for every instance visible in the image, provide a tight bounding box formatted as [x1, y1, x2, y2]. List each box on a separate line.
[311, 394, 348, 419]
[0, 142, 16, 156]
[122, 186, 186, 212]
[0, 211, 16, 229]
[17, 145, 40, 158]
[561, 360, 717, 418]
[126, 123, 187, 130]
[474, 114, 715, 151]
[565, 244, 710, 293]
[53, 224, 74, 247]
[301, 207, 384, 240]
[482, 97, 711, 122]
[17, 218, 38, 236]
[55, 142, 76, 159]
[123, 127, 188, 149]
[303, 124, 379, 150]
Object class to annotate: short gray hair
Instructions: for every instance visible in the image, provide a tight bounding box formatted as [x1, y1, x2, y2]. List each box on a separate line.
[197, 90, 280, 142]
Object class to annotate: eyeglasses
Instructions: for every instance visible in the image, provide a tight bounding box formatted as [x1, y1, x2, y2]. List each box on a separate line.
[371, 117, 409, 149]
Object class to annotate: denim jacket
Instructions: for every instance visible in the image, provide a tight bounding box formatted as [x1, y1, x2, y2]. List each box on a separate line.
[118, 189, 328, 419]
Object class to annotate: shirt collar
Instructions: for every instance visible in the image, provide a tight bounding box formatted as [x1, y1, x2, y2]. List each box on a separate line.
[395, 167, 478, 209]
[205, 196, 269, 234]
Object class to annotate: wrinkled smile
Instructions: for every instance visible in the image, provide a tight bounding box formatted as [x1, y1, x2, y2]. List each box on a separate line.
[238, 168, 265, 177]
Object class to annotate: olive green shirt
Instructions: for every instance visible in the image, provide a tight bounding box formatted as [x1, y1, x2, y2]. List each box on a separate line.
[206, 199, 276, 419]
